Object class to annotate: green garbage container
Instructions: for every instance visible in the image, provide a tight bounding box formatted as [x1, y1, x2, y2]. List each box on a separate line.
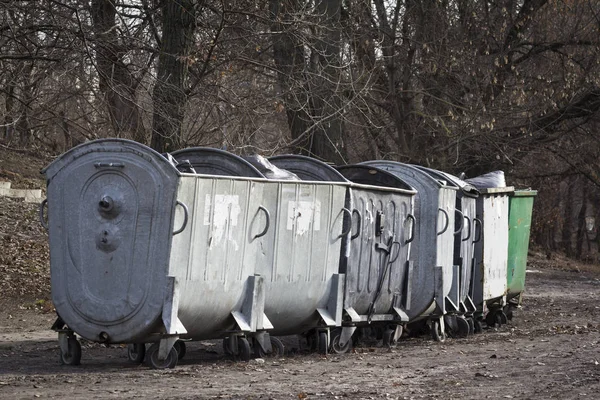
[506, 190, 537, 314]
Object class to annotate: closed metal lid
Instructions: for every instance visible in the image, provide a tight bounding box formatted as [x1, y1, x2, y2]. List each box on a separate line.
[171, 147, 265, 177]
[269, 154, 348, 182]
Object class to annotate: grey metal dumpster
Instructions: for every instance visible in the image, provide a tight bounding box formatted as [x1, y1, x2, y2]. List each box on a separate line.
[413, 167, 480, 336]
[42, 140, 271, 369]
[334, 165, 416, 351]
[265, 155, 349, 353]
[171, 151, 349, 355]
[361, 161, 458, 341]
[465, 174, 514, 328]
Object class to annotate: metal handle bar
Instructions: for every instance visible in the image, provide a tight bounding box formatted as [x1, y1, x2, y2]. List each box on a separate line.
[339, 208, 353, 238]
[405, 213, 416, 244]
[173, 201, 189, 235]
[253, 206, 271, 240]
[454, 209, 464, 235]
[473, 218, 482, 243]
[437, 208, 449, 235]
[39, 199, 48, 230]
[462, 215, 472, 241]
[351, 209, 361, 240]
[388, 241, 402, 264]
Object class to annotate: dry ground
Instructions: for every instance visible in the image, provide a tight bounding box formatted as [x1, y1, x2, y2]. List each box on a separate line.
[1, 145, 599, 399]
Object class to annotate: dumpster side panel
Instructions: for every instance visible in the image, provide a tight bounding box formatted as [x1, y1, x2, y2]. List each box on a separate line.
[507, 193, 536, 300]
[169, 176, 260, 339]
[481, 194, 510, 302]
[344, 187, 412, 317]
[256, 182, 347, 335]
[458, 196, 477, 305]
[436, 188, 457, 309]
[361, 162, 439, 320]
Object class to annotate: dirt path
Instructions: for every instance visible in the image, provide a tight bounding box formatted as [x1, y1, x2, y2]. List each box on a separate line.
[1, 265, 600, 400]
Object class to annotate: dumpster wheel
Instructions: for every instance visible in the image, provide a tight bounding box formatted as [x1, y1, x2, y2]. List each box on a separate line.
[59, 336, 81, 366]
[236, 337, 251, 362]
[318, 331, 329, 355]
[254, 336, 285, 358]
[455, 316, 471, 338]
[145, 343, 178, 369]
[382, 328, 398, 348]
[174, 340, 186, 360]
[430, 319, 446, 342]
[127, 343, 146, 364]
[473, 319, 483, 334]
[466, 317, 475, 335]
[330, 330, 351, 354]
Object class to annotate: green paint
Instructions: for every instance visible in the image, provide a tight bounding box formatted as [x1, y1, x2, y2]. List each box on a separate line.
[506, 190, 537, 304]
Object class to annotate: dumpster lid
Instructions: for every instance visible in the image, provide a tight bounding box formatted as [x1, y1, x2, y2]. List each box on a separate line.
[512, 189, 538, 197]
[242, 155, 300, 180]
[478, 186, 515, 195]
[414, 166, 479, 197]
[337, 165, 416, 193]
[360, 160, 457, 190]
[269, 154, 348, 182]
[171, 147, 265, 178]
[412, 166, 459, 188]
[42, 138, 180, 180]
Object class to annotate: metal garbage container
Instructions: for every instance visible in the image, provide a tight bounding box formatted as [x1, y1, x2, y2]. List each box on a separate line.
[361, 161, 458, 341]
[262, 154, 349, 353]
[42, 140, 272, 369]
[334, 165, 417, 350]
[172, 150, 350, 356]
[505, 190, 537, 318]
[413, 166, 480, 337]
[465, 175, 514, 328]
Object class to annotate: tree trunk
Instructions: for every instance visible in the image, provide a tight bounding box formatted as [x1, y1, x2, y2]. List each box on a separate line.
[91, 0, 144, 142]
[150, 0, 196, 153]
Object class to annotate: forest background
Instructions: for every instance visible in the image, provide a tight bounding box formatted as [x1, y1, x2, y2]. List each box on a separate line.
[1, 0, 600, 260]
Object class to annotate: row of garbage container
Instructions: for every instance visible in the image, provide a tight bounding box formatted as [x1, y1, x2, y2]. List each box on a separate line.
[40, 139, 536, 368]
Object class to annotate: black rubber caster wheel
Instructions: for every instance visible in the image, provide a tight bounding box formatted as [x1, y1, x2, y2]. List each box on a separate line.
[430, 319, 446, 342]
[473, 319, 483, 334]
[237, 337, 251, 362]
[330, 329, 351, 354]
[60, 336, 82, 366]
[173, 340, 186, 360]
[145, 343, 178, 369]
[127, 343, 145, 364]
[466, 317, 475, 335]
[455, 316, 470, 338]
[318, 331, 328, 355]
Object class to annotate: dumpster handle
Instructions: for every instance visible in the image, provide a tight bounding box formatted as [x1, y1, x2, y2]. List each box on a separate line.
[454, 209, 464, 235]
[351, 209, 361, 240]
[405, 213, 416, 244]
[388, 241, 402, 264]
[253, 206, 271, 239]
[437, 208, 449, 235]
[473, 218, 482, 243]
[173, 201, 189, 235]
[339, 208, 352, 238]
[462, 215, 471, 241]
[39, 199, 48, 230]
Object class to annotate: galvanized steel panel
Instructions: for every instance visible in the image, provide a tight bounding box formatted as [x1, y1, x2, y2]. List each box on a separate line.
[361, 161, 458, 319]
[42, 140, 180, 343]
[472, 188, 514, 308]
[255, 180, 348, 335]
